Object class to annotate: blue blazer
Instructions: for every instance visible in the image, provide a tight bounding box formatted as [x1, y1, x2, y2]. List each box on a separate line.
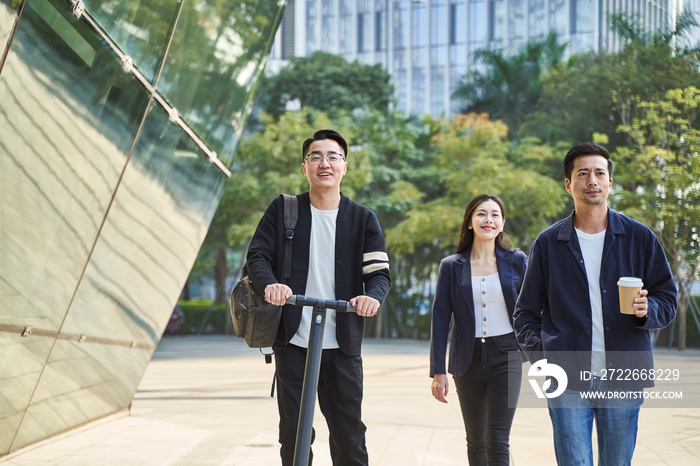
[429, 246, 527, 377]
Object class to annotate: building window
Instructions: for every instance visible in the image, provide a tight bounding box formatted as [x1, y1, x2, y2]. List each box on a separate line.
[358, 13, 365, 51]
[487, 0, 506, 41]
[469, 0, 487, 43]
[509, 0, 525, 40]
[339, 0, 352, 54]
[307, 0, 318, 51]
[375, 7, 385, 51]
[431, 0, 447, 46]
[413, 2, 428, 48]
[529, 0, 546, 38]
[449, 0, 465, 45]
[575, 0, 594, 33]
[394, 0, 410, 50]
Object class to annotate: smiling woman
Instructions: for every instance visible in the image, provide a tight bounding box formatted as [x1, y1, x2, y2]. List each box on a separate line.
[430, 193, 528, 465]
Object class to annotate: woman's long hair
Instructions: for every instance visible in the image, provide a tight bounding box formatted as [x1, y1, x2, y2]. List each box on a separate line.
[455, 194, 513, 254]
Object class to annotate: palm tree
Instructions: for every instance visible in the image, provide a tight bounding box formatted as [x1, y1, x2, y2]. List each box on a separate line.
[609, 9, 700, 54]
[452, 31, 567, 137]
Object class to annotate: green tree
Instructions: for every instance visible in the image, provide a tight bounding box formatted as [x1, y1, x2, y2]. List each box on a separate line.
[349, 111, 437, 338]
[256, 51, 394, 118]
[387, 114, 565, 253]
[522, 52, 621, 143]
[453, 32, 567, 137]
[608, 9, 700, 54]
[612, 87, 700, 350]
[526, 11, 700, 146]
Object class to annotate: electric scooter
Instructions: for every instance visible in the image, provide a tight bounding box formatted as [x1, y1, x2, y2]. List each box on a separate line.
[284, 295, 363, 466]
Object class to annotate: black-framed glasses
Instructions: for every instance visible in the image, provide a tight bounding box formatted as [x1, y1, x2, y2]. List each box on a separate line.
[305, 151, 345, 164]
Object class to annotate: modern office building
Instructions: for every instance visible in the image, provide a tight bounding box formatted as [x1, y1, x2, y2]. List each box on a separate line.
[267, 0, 689, 117]
[0, 0, 283, 456]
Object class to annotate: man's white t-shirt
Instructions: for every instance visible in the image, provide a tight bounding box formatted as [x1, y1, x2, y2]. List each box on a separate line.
[290, 205, 340, 349]
[576, 228, 606, 375]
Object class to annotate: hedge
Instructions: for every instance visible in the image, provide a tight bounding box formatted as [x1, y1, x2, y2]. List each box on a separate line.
[165, 300, 232, 335]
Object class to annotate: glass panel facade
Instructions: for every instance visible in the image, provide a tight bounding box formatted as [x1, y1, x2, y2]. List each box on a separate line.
[490, 0, 506, 42]
[575, 0, 594, 33]
[529, 0, 546, 38]
[306, 0, 317, 51]
[469, 0, 487, 44]
[509, 0, 525, 39]
[550, 0, 568, 36]
[413, 1, 428, 49]
[375, 2, 385, 54]
[322, 0, 334, 52]
[396, 67, 407, 112]
[469, 0, 487, 55]
[84, 0, 180, 83]
[0, 0, 148, 331]
[62, 102, 227, 345]
[412, 66, 427, 115]
[430, 65, 446, 117]
[393, 0, 409, 50]
[339, 0, 352, 54]
[0, 0, 22, 60]
[12, 340, 152, 451]
[358, 0, 370, 52]
[157, 0, 284, 167]
[0, 334, 53, 455]
[0, 0, 282, 457]
[450, 0, 466, 45]
[431, 0, 447, 46]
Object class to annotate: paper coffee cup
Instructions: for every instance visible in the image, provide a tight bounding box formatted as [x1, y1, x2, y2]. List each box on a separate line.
[617, 277, 643, 315]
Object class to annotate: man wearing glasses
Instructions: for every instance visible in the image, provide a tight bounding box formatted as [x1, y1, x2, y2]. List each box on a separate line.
[247, 129, 391, 465]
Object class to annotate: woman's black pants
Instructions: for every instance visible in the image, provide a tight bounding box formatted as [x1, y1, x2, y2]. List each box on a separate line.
[453, 333, 522, 466]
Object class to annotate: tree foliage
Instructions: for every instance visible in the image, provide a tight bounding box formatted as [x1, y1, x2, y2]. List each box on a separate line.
[609, 9, 700, 55]
[453, 32, 567, 137]
[612, 87, 700, 349]
[525, 11, 700, 146]
[256, 51, 394, 118]
[387, 114, 565, 256]
[612, 88, 700, 284]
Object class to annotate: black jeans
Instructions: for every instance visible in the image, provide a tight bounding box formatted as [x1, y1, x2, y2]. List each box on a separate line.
[453, 333, 522, 466]
[273, 342, 368, 466]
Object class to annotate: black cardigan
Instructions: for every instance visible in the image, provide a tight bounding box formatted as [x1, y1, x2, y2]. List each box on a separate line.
[247, 192, 391, 356]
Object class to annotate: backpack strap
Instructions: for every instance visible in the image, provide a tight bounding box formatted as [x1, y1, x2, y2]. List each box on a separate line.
[281, 194, 298, 281]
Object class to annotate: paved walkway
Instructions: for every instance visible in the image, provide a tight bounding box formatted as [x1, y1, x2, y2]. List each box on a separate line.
[2, 336, 699, 465]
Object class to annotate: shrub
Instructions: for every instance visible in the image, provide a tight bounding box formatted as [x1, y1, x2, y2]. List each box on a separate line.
[167, 300, 231, 335]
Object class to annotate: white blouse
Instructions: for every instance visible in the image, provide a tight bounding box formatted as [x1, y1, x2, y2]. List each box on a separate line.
[472, 273, 513, 338]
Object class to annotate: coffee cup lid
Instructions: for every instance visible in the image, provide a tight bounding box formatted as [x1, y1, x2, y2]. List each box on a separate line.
[618, 277, 643, 287]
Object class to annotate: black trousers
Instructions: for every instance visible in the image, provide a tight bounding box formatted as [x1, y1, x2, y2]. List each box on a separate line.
[453, 333, 522, 466]
[273, 342, 368, 466]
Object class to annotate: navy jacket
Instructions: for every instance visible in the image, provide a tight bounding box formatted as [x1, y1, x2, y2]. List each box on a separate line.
[430, 246, 528, 377]
[247, 192, 391, 356]
[513, 209, 677, 390]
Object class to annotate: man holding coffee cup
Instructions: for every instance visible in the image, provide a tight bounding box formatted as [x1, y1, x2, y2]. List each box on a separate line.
[513, 142, 677, 466]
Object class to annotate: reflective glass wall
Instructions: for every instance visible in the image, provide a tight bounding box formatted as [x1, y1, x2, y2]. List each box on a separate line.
[0, 0, 284, 455]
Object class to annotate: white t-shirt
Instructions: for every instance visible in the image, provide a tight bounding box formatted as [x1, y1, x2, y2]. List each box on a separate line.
[290, 205, 340, 349]
[576, 228, 606, 375]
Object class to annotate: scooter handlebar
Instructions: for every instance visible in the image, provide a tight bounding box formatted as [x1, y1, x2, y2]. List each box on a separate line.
[286, 295, 357, 313]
